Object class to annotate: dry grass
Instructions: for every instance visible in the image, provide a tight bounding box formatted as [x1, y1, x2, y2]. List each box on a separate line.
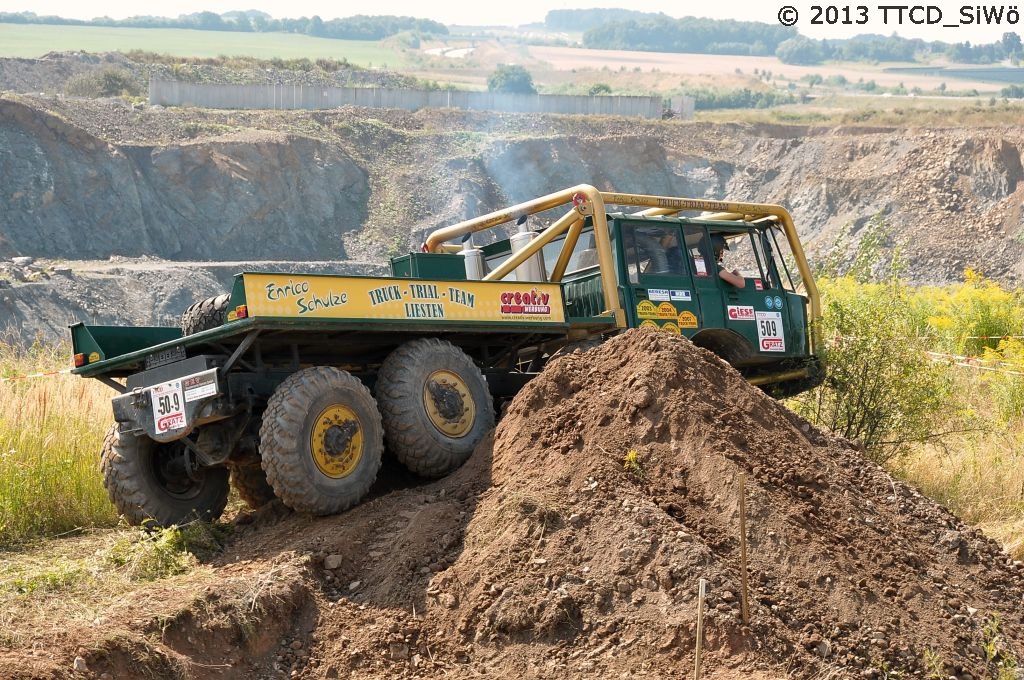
[0, 340, 118, 546]
[695, 96, 1024, 127]
[896, 371, 1024, 559]
[900, 436, 1024, 559]
[0, 527, 228, 649]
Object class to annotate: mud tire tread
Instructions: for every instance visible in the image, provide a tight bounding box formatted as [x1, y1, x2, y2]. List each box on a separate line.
[376, 338, 494, 478]
[229, 464, 277, 509]
[181, 293, 231, 336]
[99, 423, 230, 527]
[259, 367, 383, 515]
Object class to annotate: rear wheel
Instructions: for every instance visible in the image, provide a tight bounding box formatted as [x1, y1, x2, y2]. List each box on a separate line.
[259, 367, 383, 515]
[181, 293, 230, 335]
[229, 463, 276, 509]
[376, 338, 494, 478]
[100, 424, 230, 527]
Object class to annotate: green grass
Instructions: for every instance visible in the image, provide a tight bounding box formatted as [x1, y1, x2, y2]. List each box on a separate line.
[0, 340, 117, 546]
[0, 23, 408, 66]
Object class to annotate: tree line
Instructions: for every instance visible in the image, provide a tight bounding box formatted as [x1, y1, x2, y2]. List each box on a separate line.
[0, 11, 448, 41]
[546, 9, 1022, 65]
[776, 32, 1022, 65]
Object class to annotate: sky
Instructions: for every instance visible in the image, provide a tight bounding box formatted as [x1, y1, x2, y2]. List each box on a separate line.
[9, 0, 1023, 45]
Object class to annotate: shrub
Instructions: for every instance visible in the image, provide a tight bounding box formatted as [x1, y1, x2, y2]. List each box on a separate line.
[794, 279, 954, 463]
[487, 64, 537, 94]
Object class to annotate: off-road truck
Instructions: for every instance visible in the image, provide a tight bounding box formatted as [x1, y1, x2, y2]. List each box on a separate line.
[70, 185, 822, 526]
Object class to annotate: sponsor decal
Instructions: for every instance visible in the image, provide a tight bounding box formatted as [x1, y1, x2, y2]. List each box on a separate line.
[648, 288, 670, 302]
[670, 289, 692, 301]
[637, 300, 659, 319]
[755, 311, 785, 353]
[774, 295, 783, 309]
[764, 295, 775, 309]
[157, 412, 186, 432]
[183, 369, 218, 403]
[678, 311, 699, 328]
[657, 302, 677, 318]
[693, 256, 709, 277]
[243, 274, 563, 324]
[754, 279, 764, 290]
[500, 289, 551, 315]
[727, 305, 756, 321]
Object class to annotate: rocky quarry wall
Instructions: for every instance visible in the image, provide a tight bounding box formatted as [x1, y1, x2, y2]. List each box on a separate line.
[1, 94, 1023, 341]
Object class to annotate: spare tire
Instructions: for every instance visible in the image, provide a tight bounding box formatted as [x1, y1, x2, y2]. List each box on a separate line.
[181, 293, 231, 335]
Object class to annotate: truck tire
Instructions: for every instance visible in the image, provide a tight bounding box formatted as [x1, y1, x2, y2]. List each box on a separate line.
[376, 338, 494, 478]
[100, 424, 230, 527]
[229, 463, 276, 509]
[259, 367, 383, 515]
[181, 293, 230, 335]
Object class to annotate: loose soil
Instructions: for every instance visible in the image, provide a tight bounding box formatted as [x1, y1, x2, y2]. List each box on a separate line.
[2, 328, 1022, 679]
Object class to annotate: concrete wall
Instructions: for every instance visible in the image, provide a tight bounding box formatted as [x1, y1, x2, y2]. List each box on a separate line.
[148, 81, 694, 119]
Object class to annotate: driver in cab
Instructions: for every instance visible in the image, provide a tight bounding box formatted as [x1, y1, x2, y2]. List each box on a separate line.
[712, 234, 745, 288]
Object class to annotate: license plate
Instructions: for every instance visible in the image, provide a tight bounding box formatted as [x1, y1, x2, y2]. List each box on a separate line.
[151, 379, 186, 433]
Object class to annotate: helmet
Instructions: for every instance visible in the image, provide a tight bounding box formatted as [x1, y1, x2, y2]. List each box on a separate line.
[711, 234, 730, 252]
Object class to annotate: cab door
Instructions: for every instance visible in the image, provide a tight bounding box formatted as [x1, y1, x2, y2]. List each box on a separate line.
[720, 228, 796, 359]
[619, 221, 701, 337]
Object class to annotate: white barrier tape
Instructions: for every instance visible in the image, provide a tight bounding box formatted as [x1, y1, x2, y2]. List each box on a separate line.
[925, 351, 1021, 368]
[0, 368, 73, 383]
[965, 335, 1024, 340]
[948, 362, 1024, 377]
[925, 352, 1024, 377]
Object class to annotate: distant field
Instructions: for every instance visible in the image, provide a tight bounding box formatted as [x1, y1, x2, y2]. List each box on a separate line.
[0, 24, 406, 66]
[528, 45, 1004, 93]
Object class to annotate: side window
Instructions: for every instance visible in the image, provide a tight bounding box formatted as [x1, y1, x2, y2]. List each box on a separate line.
[622, 223, 685, 283]
[567, 232, 599, 273]
[728, 231, 767, 282]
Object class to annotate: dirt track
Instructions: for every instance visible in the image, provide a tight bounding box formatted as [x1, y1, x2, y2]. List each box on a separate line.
[3, 329, 1022, 679]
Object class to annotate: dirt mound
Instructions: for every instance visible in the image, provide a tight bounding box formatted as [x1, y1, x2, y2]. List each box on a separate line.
[3, 328, 1023, 679]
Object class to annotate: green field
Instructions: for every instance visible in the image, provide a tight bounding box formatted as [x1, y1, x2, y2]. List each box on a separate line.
[0, 23, 406, 66]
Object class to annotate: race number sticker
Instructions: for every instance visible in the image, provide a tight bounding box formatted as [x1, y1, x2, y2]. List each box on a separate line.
[755, 311, 785, 352]
[151, 379, 186, 433]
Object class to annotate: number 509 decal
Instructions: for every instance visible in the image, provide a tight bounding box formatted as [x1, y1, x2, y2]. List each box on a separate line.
[755, 311, 785, 352]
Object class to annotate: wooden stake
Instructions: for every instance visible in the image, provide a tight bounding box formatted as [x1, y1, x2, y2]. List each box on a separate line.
[694, 577, 707, 680]
[738, 473, 750, 625]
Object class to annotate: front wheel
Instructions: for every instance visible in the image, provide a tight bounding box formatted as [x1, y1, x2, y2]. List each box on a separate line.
[100, 424, 230, 527]
[375, 338, 494, 478]
[259, 367, 383, 515]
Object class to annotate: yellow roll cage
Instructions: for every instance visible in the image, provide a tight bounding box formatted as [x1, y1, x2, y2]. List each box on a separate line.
[423, 184, 820, 354]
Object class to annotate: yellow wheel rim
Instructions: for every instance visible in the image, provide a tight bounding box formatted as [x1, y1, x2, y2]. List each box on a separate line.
[310, 405, 363, 479]
[423, 369, 475, 438]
